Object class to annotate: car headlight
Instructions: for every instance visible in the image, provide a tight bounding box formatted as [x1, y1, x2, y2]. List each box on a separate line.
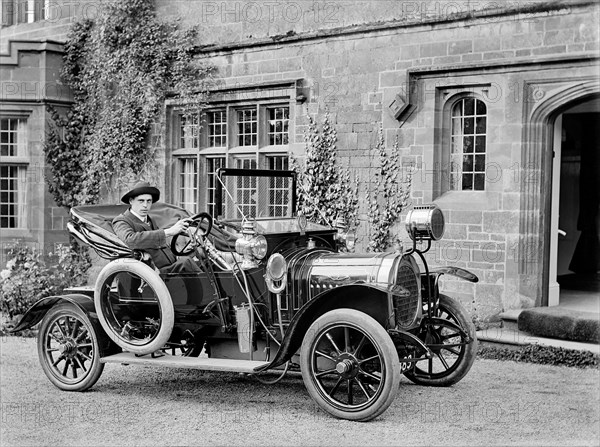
[266, 253, 287, 281]
[405, 204, 445, 241]
[251, 235, 268, 260]
[235, 222, 268, 269]
[265, 253, 287, 294]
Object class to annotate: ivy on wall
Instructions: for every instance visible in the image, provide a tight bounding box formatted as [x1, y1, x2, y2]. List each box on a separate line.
[293, 112, 359, 229]
[45, 0, 212, 207]
[367, 128, 412, 252]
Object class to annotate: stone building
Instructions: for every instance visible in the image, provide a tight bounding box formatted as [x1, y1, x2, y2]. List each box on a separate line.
[1, 0, 598, 320]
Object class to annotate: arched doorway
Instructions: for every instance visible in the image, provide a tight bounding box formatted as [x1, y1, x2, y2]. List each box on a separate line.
[549, 96, 600, 310]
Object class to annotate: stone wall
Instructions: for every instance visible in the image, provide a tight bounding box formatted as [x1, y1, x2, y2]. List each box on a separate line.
[1, 0, 598, 317]
[185, 1, 599, 318]
[0, 0, 98, 53]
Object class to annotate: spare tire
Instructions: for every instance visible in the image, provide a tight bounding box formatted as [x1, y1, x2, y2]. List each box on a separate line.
[94, 259, 174, 355]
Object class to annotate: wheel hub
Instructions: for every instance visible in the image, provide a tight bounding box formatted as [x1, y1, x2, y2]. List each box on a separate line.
[335, 355, 358, 379]
[59, 340, 76, 356]
[425, 328, 443, 353]
[336, 359, 353, 374]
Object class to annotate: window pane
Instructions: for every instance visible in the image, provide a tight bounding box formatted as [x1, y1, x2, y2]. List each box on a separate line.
[180, 114, 199, 149]
[463, 136, 474, 153]
[208, 110, 227, 147]
[451, 118, 462, 136]
[0, 118, 27, 157]
[474, 173, 485, 190]
[268, 107, 289, 146]
[464, 98, 475, 115]
[267, 155, 289, 216]
[448, 98, 487, 191]
[452, 101, 463, 117]
[476, 117, 486, 134]
[462, 173, 473, 190]
[0, 165, 21, 228]
[177, 158, 198, 213]
[475, 136, 486, 153]
[462, 155, 473, 172]
[464, 117, 474, 134]
[237, 109, 257, 146]
[475, 154, 486, 172]
[451, 136, 461, 154]
[234, 158, 258, 217]
[476, 100, 487, 115]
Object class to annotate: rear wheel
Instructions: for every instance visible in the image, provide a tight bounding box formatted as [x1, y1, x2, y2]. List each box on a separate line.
[405, 294, 477, 386]
[38, 303, 104, 391]
[300, 309, 400, 421]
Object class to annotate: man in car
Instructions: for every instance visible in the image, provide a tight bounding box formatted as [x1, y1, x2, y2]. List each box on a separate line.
[112, 181, 201, 274]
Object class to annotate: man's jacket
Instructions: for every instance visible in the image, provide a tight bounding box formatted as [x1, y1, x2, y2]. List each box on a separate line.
[112, 209, 177, 269]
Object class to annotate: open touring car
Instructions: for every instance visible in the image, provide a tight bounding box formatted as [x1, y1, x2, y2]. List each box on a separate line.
[13, 168, 478, 421]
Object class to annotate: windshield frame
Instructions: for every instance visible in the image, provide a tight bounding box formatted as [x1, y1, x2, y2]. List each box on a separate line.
[214, 168, 298, 222]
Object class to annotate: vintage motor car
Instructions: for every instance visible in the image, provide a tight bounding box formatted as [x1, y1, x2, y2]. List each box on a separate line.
[13, 168, 478, 421]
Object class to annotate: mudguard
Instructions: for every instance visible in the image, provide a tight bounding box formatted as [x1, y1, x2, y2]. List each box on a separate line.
[10, 294, 120, 356]
[429, 266, 479, 283]
[254, 283, 390, 372]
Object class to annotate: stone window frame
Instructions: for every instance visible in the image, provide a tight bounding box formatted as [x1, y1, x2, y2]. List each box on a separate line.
[432, 87, 491, 200]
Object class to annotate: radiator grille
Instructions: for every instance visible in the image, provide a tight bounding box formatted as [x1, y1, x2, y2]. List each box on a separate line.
[394, 262, 419, 328]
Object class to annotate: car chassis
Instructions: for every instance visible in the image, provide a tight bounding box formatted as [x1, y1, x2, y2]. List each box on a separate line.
[13, 169, 478, 421]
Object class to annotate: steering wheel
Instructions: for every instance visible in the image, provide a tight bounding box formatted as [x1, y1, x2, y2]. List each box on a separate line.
[170, 212, 213, 256]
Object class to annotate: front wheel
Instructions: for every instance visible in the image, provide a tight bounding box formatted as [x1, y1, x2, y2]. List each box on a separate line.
[37, 303, 105, 391]
[300, 309, 400, 421]
[405, 294, 477, 386]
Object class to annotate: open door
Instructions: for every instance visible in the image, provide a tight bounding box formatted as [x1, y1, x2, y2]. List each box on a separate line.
[549, 98, 600, 308]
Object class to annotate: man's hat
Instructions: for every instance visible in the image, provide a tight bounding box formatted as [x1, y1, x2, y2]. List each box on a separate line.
[121, 181, 160, 204]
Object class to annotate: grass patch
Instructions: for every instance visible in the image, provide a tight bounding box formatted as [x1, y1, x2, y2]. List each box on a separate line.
[478, 344, 599, 369]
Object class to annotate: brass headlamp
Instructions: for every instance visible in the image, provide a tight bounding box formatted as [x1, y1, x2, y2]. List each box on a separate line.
[405, 204, 445, 241]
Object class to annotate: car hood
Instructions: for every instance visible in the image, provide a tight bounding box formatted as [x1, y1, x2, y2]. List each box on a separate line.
[286, 250, 400, 301]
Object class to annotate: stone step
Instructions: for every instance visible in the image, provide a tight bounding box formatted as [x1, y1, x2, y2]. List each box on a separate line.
[498, 309, 522, 331]
[476, 327, 600, 354]
[101, 352, 270, 373]
[518, 307, 600, 344]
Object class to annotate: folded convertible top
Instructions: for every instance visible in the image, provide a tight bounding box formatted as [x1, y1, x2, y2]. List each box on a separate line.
[68, 203, 236, 260]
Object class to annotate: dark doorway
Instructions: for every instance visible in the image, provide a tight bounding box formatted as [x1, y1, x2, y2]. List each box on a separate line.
[557, 107, 600, 302]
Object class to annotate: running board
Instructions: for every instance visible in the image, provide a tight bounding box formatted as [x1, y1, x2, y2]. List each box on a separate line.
[100, 352, 270, 373]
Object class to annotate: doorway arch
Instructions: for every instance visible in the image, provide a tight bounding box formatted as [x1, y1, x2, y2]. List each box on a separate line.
[519, 78, 600, 307]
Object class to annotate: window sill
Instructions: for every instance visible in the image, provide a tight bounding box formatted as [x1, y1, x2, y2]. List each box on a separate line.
[0, 228, 33, 239]
[259, 145, 289, 153]
[171, 148, 199, 156]
[0, 157, 29, 164]
[199, 147, 228, 155]
[229, 146, 259, 154]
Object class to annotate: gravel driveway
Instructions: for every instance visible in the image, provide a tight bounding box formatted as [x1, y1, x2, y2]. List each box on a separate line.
[1, 336, 598, 446]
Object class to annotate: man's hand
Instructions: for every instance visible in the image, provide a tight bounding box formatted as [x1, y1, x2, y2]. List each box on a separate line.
[164, 218, 191, 237]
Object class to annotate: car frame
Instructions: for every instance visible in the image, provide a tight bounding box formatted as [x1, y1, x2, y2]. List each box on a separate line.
[13, 168, 478, 421]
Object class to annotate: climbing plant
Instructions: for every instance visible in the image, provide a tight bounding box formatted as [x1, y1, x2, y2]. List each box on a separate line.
[292, 112, 359, 229]
[367, 128, 412, 252]
[44, 0, 212, 207]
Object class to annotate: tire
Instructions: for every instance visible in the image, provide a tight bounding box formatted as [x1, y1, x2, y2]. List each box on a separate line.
[94, 259, 174, 355]
[300, 309, 401, 421]
[37, 303, 105, 391]
[405, 294, 478, 387]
